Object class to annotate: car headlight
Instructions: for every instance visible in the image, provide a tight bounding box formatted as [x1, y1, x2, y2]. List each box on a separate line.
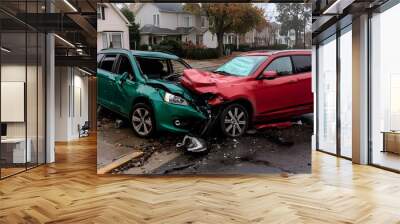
[164, 92, 188, 106]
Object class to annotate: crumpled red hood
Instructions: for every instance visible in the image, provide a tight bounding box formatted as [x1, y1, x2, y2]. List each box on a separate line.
[181, 69, 238, 94]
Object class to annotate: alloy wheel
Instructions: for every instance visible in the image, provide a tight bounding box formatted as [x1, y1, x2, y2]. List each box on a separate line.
[223, 106, 247, 137]
[132, 107, 153, 136]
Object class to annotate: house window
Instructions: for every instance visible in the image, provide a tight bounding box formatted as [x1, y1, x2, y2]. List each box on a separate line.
[102, 33, 108, 48]
[153, 14, 160, 26]
[102, 32, 123, 49]
[184, 16, 190, 27]
[196, 35, 203, 45]
[201, 16, 207, 28]
[111, 33, 123, 48]
[97, 5, 105, 20]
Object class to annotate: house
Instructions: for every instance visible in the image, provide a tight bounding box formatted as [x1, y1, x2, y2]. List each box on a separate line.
[131, 3, 220, 48]
[97, 3, 131, 51]
[240, 22, 296, 48]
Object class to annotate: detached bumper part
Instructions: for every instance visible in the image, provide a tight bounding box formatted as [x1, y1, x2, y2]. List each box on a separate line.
[176, 135, 207, 153]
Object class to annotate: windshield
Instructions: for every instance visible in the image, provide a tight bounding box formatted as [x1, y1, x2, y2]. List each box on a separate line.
[215, 56, 267, 77]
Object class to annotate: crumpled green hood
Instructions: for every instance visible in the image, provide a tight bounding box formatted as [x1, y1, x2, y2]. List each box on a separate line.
[146, 79, 194, 101]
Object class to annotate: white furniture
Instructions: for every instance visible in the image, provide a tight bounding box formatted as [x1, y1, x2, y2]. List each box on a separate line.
[1, 138, 31, 163]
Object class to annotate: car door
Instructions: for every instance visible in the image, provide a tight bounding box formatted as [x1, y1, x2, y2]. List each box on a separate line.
[113, 54, 139, 117]
[254, 56, 300, 119]
[97, 54, 118, 111]
[291, 55, 312, 108]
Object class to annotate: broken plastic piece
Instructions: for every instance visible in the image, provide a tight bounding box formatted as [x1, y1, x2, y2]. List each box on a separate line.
[176, 135, 208, 153]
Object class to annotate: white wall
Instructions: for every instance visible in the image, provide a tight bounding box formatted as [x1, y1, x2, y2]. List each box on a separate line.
[176, 13, 193, 28]
[54, 67, 89, 141]
[136, 4, 195, 29]
[136, 4, 159, 28]
[140, 34, 150, 45]
[160, 12, 179, 29]
[203, 30, 217, 48]
[97, 4, 130, 51]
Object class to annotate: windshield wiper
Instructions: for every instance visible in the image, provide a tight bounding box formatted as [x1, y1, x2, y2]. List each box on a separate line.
[214, 70, 233, 76]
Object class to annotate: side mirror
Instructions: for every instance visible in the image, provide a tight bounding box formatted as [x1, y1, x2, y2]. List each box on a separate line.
[262, 71, 278, 80]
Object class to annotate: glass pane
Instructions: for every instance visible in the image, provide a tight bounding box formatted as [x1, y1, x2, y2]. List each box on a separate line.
[1, 31, 27, 177]
[38, 32, 45, 165]
[111, 33, 122, 48]
[371, 4, 400, 171]
[340, 28, 352, 158]
[317, 36, 337, 154]
[27, 31, 38, 169]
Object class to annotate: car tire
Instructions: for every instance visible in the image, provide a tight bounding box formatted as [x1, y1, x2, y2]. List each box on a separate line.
[219, 103, 249, 138]
[131, 103, 156, 138]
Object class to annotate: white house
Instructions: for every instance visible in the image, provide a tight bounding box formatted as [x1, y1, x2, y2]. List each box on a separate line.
[97, 3, 131, 51]
[131, 3, 219, 48]
[241, 23, 297, 48]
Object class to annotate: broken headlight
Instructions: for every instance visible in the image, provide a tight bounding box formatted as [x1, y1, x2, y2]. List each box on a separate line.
[164, 92, 189, 106]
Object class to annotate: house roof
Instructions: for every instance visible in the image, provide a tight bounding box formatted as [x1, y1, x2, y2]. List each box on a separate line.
[133, 3, 191, 14]
[140, 24, 181, 35]
[154, 3, 186, 13]
[140, 25, 207, 35]
[104, 3, 131, 26]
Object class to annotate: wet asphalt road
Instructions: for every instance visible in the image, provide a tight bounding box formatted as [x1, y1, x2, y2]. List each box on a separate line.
[97, 112, 312, 175]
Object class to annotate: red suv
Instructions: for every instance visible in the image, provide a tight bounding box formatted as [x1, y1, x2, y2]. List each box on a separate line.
[181, 50, 313, 137]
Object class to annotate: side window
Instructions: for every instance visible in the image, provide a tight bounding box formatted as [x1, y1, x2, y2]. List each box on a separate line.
[116, 55, 135, 80]
[136, 57, 169, 79]
[97, 54, 104, 67]
[292, 55, 311, 73]
[100, 54, 116, 72]
[170, 60, 188, 76]
[264, 56, 293, 76]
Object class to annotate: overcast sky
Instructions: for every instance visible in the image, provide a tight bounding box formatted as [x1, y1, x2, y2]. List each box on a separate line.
[254, 3, 278, 23]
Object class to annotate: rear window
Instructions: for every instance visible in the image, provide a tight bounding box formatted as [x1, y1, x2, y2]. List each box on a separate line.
[292, 55, 311, 73]
[100, 54, 116, 72]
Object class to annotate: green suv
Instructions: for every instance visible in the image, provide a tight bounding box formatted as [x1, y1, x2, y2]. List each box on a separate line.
[97, 49, 207, 137]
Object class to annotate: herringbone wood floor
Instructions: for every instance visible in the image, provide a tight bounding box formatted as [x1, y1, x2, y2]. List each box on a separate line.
[1, 135, 400, 224]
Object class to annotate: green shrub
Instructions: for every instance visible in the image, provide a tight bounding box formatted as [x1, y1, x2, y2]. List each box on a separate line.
[139, 44, 149, 51]
[183, 47, 219, 59]
[224, 44, 236, 51]
[152, 39, 183, 57]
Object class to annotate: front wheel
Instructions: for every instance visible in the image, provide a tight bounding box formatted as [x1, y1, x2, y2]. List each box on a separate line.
[131, 103, 155, 138]
[219, 104, 249, 137]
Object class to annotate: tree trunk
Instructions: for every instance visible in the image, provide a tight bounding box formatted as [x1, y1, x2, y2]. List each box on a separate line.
[216, 32, 224, 57]
[295, 30, 300, 48]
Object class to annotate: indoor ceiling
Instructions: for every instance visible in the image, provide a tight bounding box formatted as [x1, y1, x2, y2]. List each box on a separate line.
[0, 0, 96, 72]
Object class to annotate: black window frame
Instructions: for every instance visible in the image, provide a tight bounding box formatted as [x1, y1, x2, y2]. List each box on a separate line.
[263, 56, 294, 76]
[115, 54, 136, 81]
[97, 54, 104, 67]
[99, 54, 117, 73]
[291, 55, 312, 74]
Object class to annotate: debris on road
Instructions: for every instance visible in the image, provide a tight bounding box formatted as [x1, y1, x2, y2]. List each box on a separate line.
[176, 135, 208, 153]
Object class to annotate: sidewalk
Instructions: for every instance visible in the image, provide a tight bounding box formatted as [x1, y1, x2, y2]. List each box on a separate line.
[185, 51, 241, 70]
